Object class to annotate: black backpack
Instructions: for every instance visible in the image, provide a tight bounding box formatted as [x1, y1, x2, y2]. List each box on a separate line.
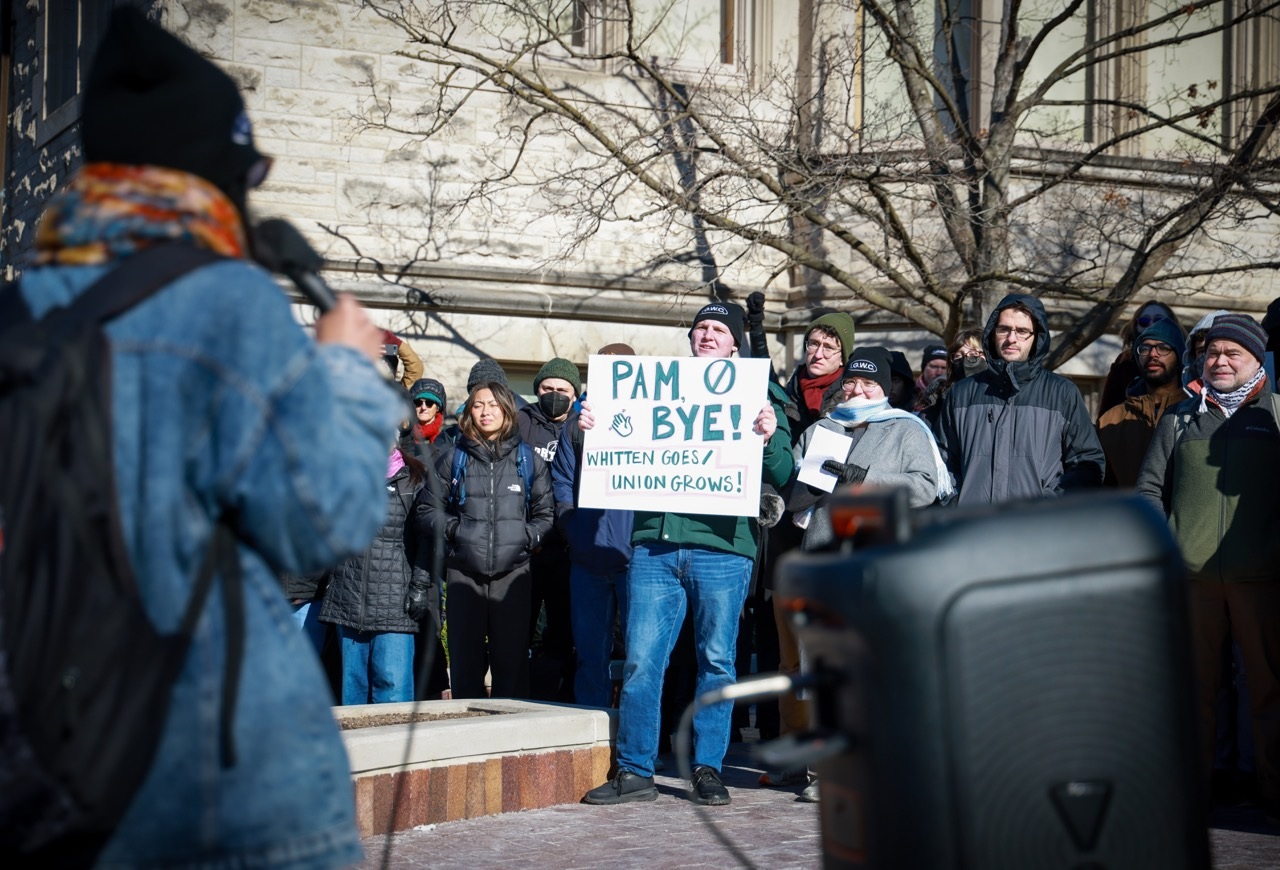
[0, 245, 245, 866]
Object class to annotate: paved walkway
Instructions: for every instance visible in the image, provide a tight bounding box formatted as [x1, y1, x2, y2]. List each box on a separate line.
[355, 741, 1280, 869]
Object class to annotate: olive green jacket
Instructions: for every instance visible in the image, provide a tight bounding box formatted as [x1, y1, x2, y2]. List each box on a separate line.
[1135, 386, 1280, 582]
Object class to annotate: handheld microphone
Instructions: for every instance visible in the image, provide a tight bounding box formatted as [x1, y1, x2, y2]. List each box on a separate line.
[251, 218, 339, 313]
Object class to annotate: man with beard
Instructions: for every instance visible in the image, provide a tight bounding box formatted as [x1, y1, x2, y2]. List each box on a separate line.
[1096, 320, 1187, 487]
[518, 358, 583, 701]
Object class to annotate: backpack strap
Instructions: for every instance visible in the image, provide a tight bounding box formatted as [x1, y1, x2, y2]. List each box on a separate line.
[183, 521, 243, 768]
[42, 244, 225, 334]
[517, 442, 535, 514]
[449, 448, 468, 508]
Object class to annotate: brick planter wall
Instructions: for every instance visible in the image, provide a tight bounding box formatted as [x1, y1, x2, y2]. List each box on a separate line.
[337, 699, 615, 837]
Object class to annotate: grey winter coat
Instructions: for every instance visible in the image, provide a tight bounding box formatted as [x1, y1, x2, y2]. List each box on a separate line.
[416, 433, 555, 577]
[788, 415, 940, 550]
[320, 463, 428, 633]
[938, 294, 1105, 505]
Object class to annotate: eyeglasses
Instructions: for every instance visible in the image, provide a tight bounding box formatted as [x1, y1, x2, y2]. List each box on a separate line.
[1136, 343, 1175, 358]
[805, 339, 841, 357]
[413, 398, 438, 408]
[1135, 313, 1168, 329]
[992, 325, 1034, 340]
[952, 349, 984, 360]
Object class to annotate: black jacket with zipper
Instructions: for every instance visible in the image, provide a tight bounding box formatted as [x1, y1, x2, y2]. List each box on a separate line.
[415, 433, 554, 577]
[319, 464, 427, 633]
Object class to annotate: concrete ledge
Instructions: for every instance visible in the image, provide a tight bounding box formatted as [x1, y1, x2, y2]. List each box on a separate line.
[339, 700, 616, 836]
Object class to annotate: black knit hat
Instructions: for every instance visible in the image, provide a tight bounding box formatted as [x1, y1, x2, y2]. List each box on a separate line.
[1203, 314, 1268, 364]
[887, 351, 914, 383]
[81, 7, 269, 203]
[843, 346, 894, 396]
[689, 302, 745, 351]
[467, 359, 508, 392]
[921, 344, 948, 370]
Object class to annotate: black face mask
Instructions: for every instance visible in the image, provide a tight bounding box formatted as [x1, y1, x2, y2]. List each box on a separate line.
[538, 391, 572, 420]
[961, 356, 988, 378]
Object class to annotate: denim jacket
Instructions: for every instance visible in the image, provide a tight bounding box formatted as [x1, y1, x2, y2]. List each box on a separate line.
[20, 257, 402, 869]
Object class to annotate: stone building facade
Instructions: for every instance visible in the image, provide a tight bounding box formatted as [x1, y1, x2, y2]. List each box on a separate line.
[4, 1, 1279, 407]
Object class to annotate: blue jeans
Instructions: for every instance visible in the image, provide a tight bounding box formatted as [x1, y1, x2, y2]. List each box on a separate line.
[291, 599, 327, 655]
[570, 563, 629, 708]
[616, 543, 752, 778]
[338, 626, 414, 705]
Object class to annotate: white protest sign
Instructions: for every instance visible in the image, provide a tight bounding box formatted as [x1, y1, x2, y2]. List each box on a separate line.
[579, 355, 771, 517]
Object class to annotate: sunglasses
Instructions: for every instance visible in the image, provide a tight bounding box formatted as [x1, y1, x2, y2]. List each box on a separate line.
[1135, 313, 1168, 329]
[413, 398, 438, 408]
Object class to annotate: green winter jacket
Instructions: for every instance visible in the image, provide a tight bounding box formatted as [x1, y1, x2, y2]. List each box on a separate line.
[1135, 387, 1280, 582]
[632, 380, 795, 559]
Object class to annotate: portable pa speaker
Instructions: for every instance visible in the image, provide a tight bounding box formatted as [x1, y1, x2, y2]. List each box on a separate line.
[776, 492, 1209, 870]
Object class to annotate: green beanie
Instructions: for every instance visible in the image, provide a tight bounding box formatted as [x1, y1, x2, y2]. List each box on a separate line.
[804, 312, 857, 364]
[534, 357, 583, 394]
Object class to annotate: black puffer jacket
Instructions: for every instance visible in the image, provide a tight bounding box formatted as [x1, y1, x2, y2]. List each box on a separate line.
[319, 464, 427, 633]
[416, 433, 554, 576]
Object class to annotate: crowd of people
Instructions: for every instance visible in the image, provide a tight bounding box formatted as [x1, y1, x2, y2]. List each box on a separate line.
[308, 287, 1280, 824]
[12, 10, 1280, 867]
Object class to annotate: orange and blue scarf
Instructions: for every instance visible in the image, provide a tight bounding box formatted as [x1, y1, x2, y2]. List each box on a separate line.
[34, 163, 247, 266]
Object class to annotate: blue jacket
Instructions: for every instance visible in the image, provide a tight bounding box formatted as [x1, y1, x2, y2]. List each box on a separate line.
[551, 407, 633, 574]
[19, 256, 402, 867]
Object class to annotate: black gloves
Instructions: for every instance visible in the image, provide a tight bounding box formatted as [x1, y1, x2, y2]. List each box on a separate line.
[821, 459, 868, 486]
[746, 291, 766, 330]
[404, 581, 433, 623]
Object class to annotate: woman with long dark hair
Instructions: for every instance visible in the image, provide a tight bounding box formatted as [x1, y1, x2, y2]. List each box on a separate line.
[416, 381, 554, 699]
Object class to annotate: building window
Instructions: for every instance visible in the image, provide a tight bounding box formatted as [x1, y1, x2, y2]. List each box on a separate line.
[1224, 0, 1280, 151]
[631, 0, 743, 71]
[35, 0, 115, 146]
[1084, 0, 1150, 153]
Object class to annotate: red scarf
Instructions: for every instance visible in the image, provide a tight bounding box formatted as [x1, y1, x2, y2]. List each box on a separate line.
[417, 414, 444, 444]
[799, 368, 841, 415]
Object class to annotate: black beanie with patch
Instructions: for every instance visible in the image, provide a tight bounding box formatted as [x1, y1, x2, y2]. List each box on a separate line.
[842, 346, 894, 396]
[688, 301, 746, 350]
[81, 7, 269, 207]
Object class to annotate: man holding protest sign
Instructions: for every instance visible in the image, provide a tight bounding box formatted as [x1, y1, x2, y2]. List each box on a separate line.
[580, 302, 794, 807]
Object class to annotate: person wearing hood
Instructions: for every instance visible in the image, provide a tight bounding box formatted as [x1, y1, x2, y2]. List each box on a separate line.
[887, 350, 919, 411]
[518, 357, 583, 701]
[937, 294, 1105, 504]
[1135, 314, 1280, 823]
[1097, 301, 1186, 420]
[1096, 320, 1187, 487]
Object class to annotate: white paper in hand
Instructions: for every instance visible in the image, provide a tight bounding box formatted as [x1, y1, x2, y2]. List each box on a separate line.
[797, 426, 854, 493]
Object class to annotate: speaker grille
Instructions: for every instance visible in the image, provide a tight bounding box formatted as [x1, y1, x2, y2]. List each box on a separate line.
[943, 567, 1196, 870]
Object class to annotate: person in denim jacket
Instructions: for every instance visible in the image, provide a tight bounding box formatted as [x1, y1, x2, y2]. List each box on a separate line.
[16, 10, 402, 868]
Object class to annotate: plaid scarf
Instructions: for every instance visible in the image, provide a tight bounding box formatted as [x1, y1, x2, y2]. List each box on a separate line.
[1201, 368, 1267, 417]
[34, 163, 247, 266]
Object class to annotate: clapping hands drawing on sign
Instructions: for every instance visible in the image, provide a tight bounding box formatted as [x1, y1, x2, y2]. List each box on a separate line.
[609, 412, 633, 438]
